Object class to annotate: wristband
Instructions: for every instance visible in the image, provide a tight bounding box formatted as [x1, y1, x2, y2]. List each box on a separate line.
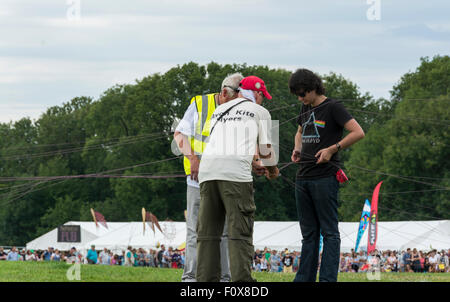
[336, 143, 341, 152]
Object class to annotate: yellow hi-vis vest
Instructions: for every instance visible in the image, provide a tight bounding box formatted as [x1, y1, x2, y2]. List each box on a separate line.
[183, 93, 217, 176]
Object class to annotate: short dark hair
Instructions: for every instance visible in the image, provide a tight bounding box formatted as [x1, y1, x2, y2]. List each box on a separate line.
[289, 68, 325, 95]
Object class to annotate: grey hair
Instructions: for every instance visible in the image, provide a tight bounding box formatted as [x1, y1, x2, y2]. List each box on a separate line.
[221, 72, 244, 96]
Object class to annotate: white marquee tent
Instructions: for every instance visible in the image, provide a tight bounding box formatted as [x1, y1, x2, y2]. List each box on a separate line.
[26, 220, 450, 253]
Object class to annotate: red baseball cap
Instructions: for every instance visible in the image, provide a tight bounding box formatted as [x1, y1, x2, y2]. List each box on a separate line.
[239, 76, 272, 100]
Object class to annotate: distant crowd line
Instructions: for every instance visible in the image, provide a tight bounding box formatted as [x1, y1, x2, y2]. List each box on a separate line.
[1, 245, 449, 273]
[252, 247, 450, 273]
[0, 244, 184, 268]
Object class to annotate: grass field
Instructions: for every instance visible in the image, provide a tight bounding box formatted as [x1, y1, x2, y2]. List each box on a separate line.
[1, 261, 449, 282]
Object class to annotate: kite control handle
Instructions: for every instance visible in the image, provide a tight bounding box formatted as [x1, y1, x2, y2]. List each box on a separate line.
[336, 169, 349, 184]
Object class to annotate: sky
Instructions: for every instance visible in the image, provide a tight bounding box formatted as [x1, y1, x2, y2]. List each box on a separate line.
[0, 0, 449, 123]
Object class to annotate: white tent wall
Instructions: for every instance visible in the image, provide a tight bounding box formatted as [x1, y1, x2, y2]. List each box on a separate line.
[26, 220, 450, 254]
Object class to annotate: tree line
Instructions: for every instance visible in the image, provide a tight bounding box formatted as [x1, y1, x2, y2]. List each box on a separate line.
[0, 56, 448, 245]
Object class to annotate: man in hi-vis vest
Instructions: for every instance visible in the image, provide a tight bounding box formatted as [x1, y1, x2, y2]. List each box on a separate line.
[174, 73, 245, 282]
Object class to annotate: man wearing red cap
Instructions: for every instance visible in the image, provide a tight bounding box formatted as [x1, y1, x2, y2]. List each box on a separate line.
[196, 76, 279, 282]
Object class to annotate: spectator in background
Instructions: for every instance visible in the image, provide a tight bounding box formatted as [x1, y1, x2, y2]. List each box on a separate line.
[253, 258, 261, 272]
[411, 248, 420, 272]
[18, 249, 25, 261]
[418, 251, 425, 273]
[254, 249, 263, 264]
[270, 250, 281, 273]
[66, 247, 79, 264]
[42, 247, 54, 261]
[25, 250, 36, 261]
[403, 248, 412, 272]
[351, 252, 360, 272]
[157, 245, 165, 268]
[172, 249, 182, 269]
[387, 252, 398, 272]
[428, 250, 438, 272]
[145, 249, 154, 267]
[162, 246, 171, 268]
[99, 248, 110, 265]
[282, 251, 294, 273]
[125, 246, 133, 266]
[339, 253, 346, 272]
[180, 250, 185, 269]
[260, 255, 268, 272]
[119, 251, 125, 266]
[132, 249, 139, 267]
[138, 249, 146, 267]
[358, 251, 367, 272]
[344, 253, 352, 272]
[445, 250, 450, 273]
[398, 250, 405, 272]
[51, 249, 62, 262]
[0, 248, 7, 260]
[292, 252, 299, 273]
[7, 246, 20, 261]
[108, 251, 114, 265]
[86, 245, 98, 264]
[264, 248, 271, 270]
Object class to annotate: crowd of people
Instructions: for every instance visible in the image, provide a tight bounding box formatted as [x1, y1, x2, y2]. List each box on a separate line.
[251, 247, 450, 274]
[0, 244, 185, 269]
[338, 248, 450, 273]
[2, 245, 449, 274]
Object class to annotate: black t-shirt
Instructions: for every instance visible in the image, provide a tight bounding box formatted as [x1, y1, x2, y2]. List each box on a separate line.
[296, 98, 352, 179]
[282, 256, 293, 267]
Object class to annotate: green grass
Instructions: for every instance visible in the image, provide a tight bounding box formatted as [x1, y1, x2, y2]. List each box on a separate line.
[1, 261, 449, 282]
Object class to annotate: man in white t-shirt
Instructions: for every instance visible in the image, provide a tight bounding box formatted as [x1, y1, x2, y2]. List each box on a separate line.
[174, 73, 246, 282]
[196, 76, 279, 282]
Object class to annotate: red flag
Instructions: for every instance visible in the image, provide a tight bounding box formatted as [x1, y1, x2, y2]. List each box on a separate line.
[90, 208, 108, 229]
[367, 181, 382, 254]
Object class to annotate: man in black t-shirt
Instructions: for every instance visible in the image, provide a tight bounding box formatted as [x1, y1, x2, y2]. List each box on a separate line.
[288, 69, 365, 282]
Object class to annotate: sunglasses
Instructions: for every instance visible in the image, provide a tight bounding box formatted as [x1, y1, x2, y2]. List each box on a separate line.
[222, 85, 240, 93]
[297, 91, 307, 98]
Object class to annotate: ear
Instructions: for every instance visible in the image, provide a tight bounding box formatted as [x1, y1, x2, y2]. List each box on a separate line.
[222, 88, 229, 98]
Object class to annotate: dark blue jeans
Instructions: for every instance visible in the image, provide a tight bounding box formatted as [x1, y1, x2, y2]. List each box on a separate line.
[293, 176, 340, 282]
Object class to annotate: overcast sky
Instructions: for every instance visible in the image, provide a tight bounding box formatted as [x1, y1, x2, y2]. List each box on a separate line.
[0, 0, 449, 123]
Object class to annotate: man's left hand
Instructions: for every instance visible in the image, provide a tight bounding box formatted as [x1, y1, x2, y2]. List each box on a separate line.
[315, 147, 335, 164]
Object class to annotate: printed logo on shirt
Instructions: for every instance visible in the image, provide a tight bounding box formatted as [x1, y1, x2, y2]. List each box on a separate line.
[302, 112, 322, 144]
[314, 120, 326, 128]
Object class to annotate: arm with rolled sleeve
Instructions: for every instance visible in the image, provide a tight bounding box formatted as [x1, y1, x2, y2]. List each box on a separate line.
[173, 102, 200, 181]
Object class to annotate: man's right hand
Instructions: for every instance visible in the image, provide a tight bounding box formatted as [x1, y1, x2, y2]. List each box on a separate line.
[188, 155, 200, 182]
[291, 150, 301, 163]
